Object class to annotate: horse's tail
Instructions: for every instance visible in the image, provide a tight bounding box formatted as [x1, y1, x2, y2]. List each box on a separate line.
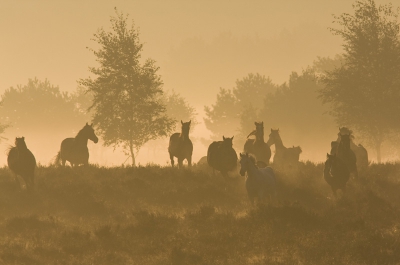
[53, 151, 62, 166]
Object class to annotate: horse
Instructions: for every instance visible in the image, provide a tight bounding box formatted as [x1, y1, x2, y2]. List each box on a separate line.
[55, 123, 98, 166]
[168, 120, 193, 168]
[244, 121, 271, 165]
[337, 134, 358, 179]
[239, 153, 276, 204]
[324, 153, 350, 196]
[334, 127, 368, 173]
[207, 136, 238, 179]
[7, 137, 36, 190]
[266, 129, 302, 168]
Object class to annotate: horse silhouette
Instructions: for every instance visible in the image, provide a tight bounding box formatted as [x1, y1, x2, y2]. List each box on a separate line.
[244, 121, 271, 165]
[324, 153, 350, 195]
[7, 137, 36, 190]
[207, 136, 238, 179]
[267, 129, 302, 168]
[239, 153, 276, 204]
[55, 123, 98, 166]
[333, 127, 368, 173]
[168, 120, 193, 168]
[337, 134, 358, 179]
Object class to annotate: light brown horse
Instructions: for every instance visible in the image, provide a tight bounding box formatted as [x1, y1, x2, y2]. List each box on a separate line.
[267, 129, 302, 168]
[244, 121, 271, 166]
[168, 120, 193, 168]
[55, 123, 98, 166]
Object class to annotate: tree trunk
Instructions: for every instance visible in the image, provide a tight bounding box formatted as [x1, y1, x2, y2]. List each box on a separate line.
[375, 141, 382, 163]
[130, 144, 136, 166]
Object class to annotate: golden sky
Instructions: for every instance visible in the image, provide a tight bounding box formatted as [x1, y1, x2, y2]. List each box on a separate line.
[2, 0, 394, 106]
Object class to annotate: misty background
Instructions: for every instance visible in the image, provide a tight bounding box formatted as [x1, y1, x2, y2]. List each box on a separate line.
[0, 0, 397, 166]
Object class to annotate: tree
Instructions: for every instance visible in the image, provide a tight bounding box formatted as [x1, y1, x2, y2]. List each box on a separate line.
[79, 9, 174, 166]
[204, 88, 239, 141]
[204, 73, 276, 145]
[320, 0, 400, 162]
[0, 78, 85, 135]
[258, 69, 336, 160]
[164, 89, 198, 131]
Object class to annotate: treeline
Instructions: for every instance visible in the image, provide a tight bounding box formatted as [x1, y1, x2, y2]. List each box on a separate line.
[204, 0, 400, 163]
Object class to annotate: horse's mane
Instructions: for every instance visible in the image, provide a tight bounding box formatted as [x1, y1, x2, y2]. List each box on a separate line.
[5, 145, 14, 156]
[248, 154, 257, 165]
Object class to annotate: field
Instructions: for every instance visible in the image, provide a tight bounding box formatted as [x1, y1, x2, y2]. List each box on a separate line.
[0, 162, 400, 265]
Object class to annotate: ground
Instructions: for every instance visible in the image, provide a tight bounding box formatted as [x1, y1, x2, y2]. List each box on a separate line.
[0, 162, 399, 264]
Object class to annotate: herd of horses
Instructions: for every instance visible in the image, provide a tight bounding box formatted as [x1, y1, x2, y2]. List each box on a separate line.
[6, 120, 368, 203]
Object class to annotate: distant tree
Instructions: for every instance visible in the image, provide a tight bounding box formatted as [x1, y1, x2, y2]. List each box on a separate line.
[233, 73, 276, 111]
[320, 0, 400, 162]
[204, 73, 276, 143]
[204, 88, 239, 141]
[312, 55, 345, 76]
[259, 69, 336, 159]
[79, 9, 174, 166]
[0, 78, 84, 135]
[164, 90, 198, 131]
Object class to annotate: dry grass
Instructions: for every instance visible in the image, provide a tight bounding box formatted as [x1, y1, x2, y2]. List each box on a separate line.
[0, 162, 399, 264]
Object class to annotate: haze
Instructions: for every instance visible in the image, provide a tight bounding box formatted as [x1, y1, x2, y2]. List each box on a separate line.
[0, 0, 395, 166]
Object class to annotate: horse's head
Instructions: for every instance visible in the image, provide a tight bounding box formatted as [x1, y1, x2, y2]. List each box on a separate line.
[15, 137, 27, 149]
[83, 123, 99, 143]
[326, 153, 336, 164]
[247, 121, 264, 139]
[338, 127, 354, 141]
[239, 153, 256, 176]
[222, 135, 234, 148]
[266, 128, 280, 146]
[339, 134, 351, 148]
[181, 120, 191, 137]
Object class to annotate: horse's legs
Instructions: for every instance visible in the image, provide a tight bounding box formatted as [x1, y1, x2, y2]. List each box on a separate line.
[170, 154, 175, 167]
[178, 158, 183, 169]
[187, 156, 192, 167]
[61, 159, 66, 167]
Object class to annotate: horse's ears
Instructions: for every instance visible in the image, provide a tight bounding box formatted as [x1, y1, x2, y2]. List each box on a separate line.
[254, 122, 257, 126]
[90, 123, 93, 127]
[22, 137, 25, 140]
[86, 122, 88, 125]
[232, 136, 234, 140]
[189, 120, 191, 125]
[223, 135, 226, 140]
[181, 120, 183, 125]
[271, 129, 273, 132]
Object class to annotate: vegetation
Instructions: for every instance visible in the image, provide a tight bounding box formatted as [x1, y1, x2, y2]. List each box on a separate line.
[0, 163, 400, 264]
[80, 9, 174, 166]
[320, 0, 400, 162]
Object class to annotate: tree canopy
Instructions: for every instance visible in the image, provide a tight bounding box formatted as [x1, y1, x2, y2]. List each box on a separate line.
[79, 9, 174, 166]
[320, 0, 400, 162]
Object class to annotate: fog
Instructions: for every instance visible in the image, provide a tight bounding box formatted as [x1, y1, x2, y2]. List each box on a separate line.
[0, 0, 397, 166]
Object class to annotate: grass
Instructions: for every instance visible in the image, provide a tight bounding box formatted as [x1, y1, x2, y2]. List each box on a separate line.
[0, 162, 399, 264]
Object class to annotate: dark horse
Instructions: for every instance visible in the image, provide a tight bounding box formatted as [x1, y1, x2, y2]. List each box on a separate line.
[324, 153, 350, 196]
[244, 121, 271, 166]
[7, 137, 36, 190]
[334, 127, 368, 173]
[337, 134, 358, 179]
[207, 136, 238, 179]
[168, 120, 193, 168]
[55, 123, 98, 166]
[267, 129, 302, 168]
